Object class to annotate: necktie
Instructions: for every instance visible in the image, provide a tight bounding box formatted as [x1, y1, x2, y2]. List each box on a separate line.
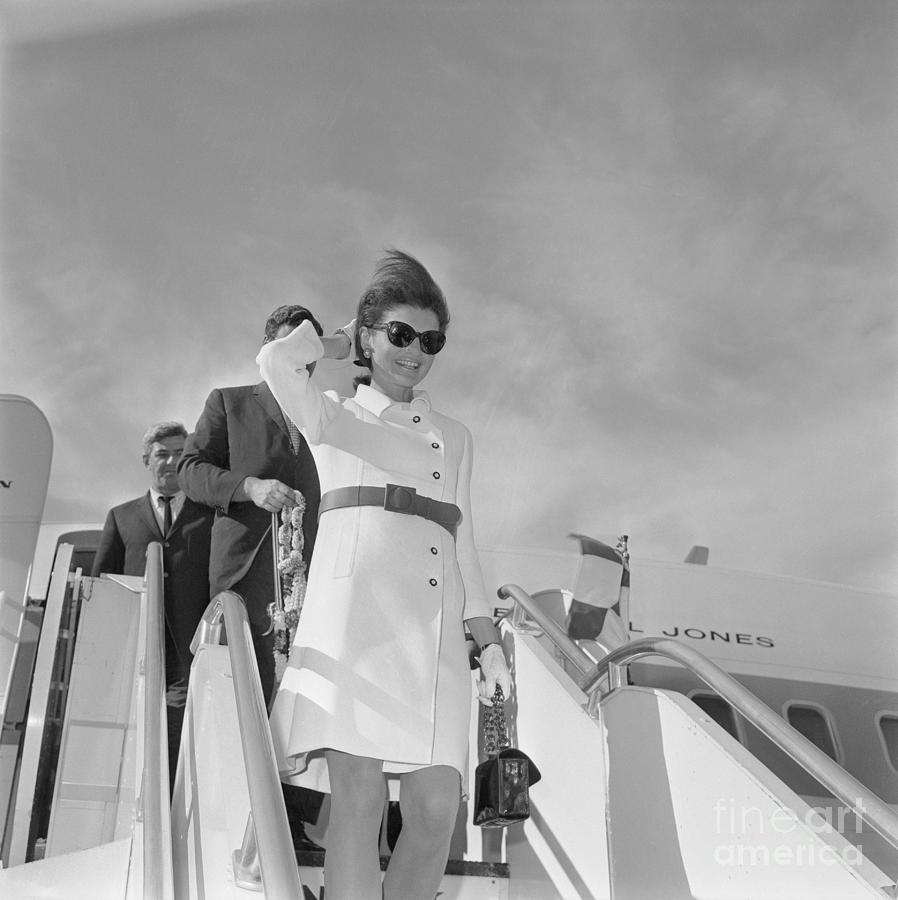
[286, 417, 302, 456]
[160, 495, 173, 535]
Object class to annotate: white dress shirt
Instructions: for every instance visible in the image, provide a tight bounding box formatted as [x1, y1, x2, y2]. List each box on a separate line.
[149, 488, 185, 532]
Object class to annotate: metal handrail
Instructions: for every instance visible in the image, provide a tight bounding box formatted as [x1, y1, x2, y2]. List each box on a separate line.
[498, 582, 898, 861]
[501, 584, 599, 690]
[142, 543, 173, 900]
[192, 591, 303, 899]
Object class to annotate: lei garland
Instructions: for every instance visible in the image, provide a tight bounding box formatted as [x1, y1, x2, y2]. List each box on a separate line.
[272, 498, 307, 684]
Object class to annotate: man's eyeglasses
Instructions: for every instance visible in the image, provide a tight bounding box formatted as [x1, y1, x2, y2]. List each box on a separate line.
[369, 321, 447, 355]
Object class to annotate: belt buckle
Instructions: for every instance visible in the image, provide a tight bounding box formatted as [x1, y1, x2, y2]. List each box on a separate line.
[384, 484, 416, 514]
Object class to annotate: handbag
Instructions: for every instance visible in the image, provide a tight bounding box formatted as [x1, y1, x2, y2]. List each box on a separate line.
[472, 685, 541, 827]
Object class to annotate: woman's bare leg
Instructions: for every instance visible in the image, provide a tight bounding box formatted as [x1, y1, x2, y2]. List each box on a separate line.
[383, 766, 460, 900]
[323, 750, 386, 900]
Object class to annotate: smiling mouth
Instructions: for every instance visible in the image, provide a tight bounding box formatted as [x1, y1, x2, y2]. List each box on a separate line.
[395, 360, 420, 371]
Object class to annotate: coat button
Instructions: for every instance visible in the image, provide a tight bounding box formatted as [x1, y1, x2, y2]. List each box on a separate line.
[432, 472, 440, 479]
[432, 442, 440, 449]
[429, 578, 438, 586]
[430, 547, 438, 555]
[413, 415, 421, 423]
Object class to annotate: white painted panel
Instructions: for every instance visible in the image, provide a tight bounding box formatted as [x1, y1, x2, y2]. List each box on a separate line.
[602, 687, 891, 899]
[171, 644, 256, 900]
[45, 576, 141, 856]
[0, 836, 131, 898]
[503, 629, 611, 900]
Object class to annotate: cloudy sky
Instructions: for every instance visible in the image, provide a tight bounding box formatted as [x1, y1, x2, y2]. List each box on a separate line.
[1, 0, 895, 592]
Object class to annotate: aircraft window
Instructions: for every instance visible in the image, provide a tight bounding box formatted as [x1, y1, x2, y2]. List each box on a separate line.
[876, 714, 898, 772]
[784, 704, 840, 762]
[690, 692, 741, 741]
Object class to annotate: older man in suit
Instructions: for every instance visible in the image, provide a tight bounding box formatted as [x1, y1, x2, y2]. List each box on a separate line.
[92, 420, 214, 790]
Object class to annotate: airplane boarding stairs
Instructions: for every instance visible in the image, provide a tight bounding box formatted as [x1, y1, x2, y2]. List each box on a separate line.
[2, 545, 898, 898]
[0, 541, 172, 897]
[497, 585, 898, 898]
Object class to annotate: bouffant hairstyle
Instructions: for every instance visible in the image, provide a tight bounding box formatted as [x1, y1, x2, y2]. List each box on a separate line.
[353, 250, 449, 388]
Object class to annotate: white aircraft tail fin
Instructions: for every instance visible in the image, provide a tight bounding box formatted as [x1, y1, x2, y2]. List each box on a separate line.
[0, 396, 53, 607]
[684, 545, 709, 565]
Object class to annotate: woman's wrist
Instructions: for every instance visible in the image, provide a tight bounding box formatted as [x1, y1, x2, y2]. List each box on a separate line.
[465, 616, 501, 651]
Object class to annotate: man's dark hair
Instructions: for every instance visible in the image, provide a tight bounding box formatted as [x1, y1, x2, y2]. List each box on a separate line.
[262, 305, 324, 344]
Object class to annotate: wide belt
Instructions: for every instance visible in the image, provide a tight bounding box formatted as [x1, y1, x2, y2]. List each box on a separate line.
[318, 484, 460, 537]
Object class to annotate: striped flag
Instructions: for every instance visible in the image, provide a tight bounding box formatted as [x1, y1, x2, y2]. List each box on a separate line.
[566, 533, 630, 649]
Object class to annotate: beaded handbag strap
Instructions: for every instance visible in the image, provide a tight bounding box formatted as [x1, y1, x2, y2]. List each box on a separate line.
[482, 685, 510, 757]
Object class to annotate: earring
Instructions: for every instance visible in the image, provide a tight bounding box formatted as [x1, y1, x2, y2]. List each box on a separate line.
[363, 349, 370, 358]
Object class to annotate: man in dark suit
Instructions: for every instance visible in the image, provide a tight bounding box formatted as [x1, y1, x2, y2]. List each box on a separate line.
[92, 420, 214, 790]
[177, 304, 323, 707]
[177, 305, 324, 844]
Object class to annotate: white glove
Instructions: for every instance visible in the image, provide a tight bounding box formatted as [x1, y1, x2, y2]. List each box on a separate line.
[476, 643, 512, 707]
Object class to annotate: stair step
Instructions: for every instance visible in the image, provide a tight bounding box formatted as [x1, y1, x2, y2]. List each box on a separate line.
[294, 850, 509, 879]
[295, 855, 510, 899]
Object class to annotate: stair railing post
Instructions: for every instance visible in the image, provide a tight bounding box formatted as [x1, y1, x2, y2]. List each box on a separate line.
[232, 813, 263, 892]
[607, 659, 626, 692]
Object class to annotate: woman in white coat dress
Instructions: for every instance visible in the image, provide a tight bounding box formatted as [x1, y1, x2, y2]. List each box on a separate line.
[257, 250, 511, 900]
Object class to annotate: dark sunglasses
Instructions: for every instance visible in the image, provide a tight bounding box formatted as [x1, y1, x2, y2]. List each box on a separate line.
[369, 321, 447, 355]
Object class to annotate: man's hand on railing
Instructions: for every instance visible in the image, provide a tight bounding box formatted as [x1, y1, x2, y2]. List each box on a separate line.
[476, 644, 512, 707]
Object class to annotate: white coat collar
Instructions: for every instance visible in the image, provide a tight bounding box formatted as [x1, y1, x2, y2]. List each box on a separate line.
[354, 383, 432, 418]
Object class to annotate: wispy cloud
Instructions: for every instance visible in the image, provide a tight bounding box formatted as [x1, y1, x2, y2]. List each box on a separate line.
[1, 0, 895, 590]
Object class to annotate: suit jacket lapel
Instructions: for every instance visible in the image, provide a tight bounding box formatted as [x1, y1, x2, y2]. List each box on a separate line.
[253, 381, 292, 444]
[167, 497, 189, 538]
[139, 492, 164, 539]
